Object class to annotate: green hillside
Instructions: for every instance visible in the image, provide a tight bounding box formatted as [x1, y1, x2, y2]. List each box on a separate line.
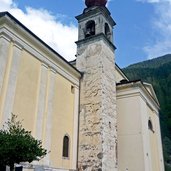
[123, 54, 171, 170]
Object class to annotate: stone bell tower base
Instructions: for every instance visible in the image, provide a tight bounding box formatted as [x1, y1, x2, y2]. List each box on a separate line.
[76, 31, 117, 170]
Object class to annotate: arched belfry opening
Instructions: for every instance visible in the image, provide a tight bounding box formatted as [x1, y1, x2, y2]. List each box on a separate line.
[76, 1, 115, 43]
[105, 23, 111, 40]
[85, 20, 95, 38]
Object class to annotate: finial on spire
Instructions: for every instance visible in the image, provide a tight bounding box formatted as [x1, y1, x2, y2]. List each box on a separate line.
[85, 0, 107, 8]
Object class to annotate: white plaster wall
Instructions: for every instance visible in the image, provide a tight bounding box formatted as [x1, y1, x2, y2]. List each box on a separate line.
[117, 85, 164, 171]
[154, 112, 165, 171]
[139, 97, 152, 171]
[117, 94, 145, 171]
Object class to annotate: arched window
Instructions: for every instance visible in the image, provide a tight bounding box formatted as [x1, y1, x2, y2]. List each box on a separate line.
[148, 119, 154, 132]
[62, 135, 69, 158]
[85, 20, 95, 38]
[105, 23, 111, 40]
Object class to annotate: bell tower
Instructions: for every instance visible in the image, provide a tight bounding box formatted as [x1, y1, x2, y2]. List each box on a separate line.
[76, 0, 117, 170]
[77, 0, 114, 44]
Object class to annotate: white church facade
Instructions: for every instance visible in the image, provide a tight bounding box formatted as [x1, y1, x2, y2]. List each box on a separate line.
[0, 0, 164, 171]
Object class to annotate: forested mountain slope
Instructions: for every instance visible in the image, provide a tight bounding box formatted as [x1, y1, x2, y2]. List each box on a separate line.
[123, 54, 171, 170]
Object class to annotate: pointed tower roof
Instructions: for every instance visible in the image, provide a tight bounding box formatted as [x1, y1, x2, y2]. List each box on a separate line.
[85, 0, 107, 8]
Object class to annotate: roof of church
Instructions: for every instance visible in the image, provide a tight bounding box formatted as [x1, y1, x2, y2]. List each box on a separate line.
[116, 79, 160, 108]
[115, 63, 129, 81]
[0, 11, 82, 77]
[116, 79, 142, 86]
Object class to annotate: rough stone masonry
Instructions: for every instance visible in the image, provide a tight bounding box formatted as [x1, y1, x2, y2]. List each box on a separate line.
[76, 37, 117, 171]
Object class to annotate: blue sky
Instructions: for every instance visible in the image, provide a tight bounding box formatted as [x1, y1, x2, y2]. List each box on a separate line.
[1, 0, 171, 67]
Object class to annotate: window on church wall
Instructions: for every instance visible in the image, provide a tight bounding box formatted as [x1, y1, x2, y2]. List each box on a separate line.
[105, 23, 111, 40]
[62, 135, 70, 158]
[85, 20, 95, 38]
[148, 119, 154, 133]
[71, 85, 75, 94]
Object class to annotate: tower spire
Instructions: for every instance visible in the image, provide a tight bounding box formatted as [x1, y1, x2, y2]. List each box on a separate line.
[85, 0, 107, 7]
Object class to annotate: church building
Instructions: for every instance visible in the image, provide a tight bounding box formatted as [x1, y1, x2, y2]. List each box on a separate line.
[0, 0, 164, 171]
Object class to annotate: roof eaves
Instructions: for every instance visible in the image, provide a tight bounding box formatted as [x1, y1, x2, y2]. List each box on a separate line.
[116, 79, 141, 86]
[0, 11, 82, 77]
[115, 63, 129, 81]
[117, 79, 160, 109]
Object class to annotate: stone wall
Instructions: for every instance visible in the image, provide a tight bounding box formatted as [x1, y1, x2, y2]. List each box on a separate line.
[76, 39, 117, 171]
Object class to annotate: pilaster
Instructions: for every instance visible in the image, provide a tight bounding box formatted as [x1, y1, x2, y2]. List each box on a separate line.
[42, 67, 56, 166]
[35, 62, 49, 140]
[0, 40, 22, 125]
[0, 36, 10, 95]
[72, 86, 80, 170]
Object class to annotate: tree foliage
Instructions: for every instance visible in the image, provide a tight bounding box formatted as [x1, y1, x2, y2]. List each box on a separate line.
[0, 114, 47, 171]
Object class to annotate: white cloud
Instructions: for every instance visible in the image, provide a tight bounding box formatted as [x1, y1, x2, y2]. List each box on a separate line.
[0, 0, 14, 11]
[137, 0, 160, 3]
[137, 0, 171, 58]
[0, 0, 78, 61]
[137, 0, 171, 3]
